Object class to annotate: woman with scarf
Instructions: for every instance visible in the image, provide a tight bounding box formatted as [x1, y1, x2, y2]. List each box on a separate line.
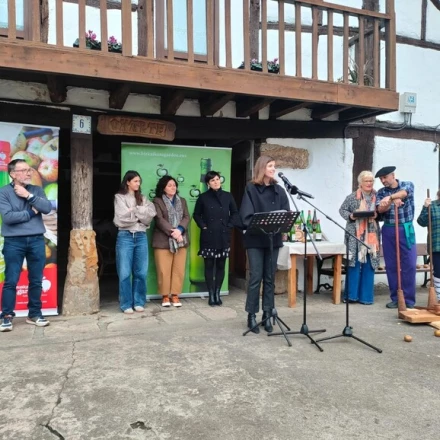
[152, 175, 190, 307]
[339, 170, 381, 305]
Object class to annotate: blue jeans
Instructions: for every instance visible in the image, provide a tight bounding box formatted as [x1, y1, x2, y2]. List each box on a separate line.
[345, 254, 375, 304]
[1, 235, 46, 318]
[116, 231, 148, 311]
[245, 247, 279, 314]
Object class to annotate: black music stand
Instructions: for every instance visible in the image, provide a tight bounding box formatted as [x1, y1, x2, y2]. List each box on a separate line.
[242, 210, 299, 347]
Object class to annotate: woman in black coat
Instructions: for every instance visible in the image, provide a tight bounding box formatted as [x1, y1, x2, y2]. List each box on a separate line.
[193, 171, 242, 306]
[240, 155, 290, 333]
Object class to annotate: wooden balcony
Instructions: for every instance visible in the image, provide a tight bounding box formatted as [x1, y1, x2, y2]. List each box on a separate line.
[0, 0, 398, 121]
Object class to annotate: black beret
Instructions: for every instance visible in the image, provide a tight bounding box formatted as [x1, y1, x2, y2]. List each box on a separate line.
[375, 166, 396, 178]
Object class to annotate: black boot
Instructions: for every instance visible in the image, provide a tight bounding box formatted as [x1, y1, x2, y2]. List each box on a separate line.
[262, 311, 273, 333]
[208, 288, 215, 306]
[247, 313, 260, 334]
[214, 287, 222, 306]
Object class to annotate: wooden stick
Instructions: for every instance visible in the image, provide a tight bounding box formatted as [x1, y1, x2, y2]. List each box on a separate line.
[427, 188, 438, 309]
[395, 203, 407, 312]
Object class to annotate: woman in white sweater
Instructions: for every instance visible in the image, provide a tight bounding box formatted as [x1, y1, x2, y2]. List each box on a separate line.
[113, 170, 156, 313]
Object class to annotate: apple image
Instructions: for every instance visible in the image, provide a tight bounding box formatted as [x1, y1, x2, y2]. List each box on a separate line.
[26, 137, 46, 157]
[11, 151, 41, 168]
[156, 164, 168, 177]
[38, 159, 58, 182]
[189, 186, 200, 198]
[41, 134, 52, 143]
[11, 132, 27, 156]
[44, 183, 58, 200]
[29, 169, 43, 187]
[39, 137, 59, 161]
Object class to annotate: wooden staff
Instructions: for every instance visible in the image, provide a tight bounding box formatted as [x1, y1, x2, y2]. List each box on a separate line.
[395, 203, 407, 312]
[427, 189, 438, 309]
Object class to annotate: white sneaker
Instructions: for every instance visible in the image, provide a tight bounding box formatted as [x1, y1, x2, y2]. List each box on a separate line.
[134, 306, 145, 312]
[123, 308, 134, 314]
[162, 297, 171, 307]
[171, 295, 182, 307]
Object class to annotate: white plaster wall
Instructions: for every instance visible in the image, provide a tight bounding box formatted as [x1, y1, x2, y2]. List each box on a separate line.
[426, 1, 440, 44]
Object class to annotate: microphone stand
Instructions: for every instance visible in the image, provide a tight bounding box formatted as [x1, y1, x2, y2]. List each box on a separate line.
[268, 183, 326, 352]
[293, 195, 382, 353]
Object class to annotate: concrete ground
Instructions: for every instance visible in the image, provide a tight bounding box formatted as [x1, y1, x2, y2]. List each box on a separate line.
[1, 283, 439, 440]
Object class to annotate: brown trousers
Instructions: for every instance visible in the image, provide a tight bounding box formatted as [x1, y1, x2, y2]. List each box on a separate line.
[154, 248, 187, 296]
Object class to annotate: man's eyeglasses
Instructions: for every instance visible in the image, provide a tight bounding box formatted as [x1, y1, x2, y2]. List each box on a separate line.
[13, 168, 34, 174]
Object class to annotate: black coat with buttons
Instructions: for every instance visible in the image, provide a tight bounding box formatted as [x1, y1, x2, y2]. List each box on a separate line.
[193, 188, 242, 251]
[240, 182, 290, 249]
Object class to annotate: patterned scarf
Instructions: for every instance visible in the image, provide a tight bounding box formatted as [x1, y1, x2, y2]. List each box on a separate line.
[355, 189, 379, 263]
[162, 195, 187, 253]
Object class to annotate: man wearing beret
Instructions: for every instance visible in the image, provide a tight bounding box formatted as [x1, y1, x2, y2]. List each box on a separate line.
[375, 166, 416, 308]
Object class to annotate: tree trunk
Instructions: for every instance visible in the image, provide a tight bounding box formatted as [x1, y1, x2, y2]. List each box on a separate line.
[62, 134, 100, 315]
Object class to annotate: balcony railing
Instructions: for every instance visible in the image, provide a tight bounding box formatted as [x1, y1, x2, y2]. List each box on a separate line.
[0, 0, 396, 91]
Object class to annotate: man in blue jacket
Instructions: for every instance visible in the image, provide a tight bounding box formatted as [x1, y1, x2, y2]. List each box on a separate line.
[0, 159, 52, 332]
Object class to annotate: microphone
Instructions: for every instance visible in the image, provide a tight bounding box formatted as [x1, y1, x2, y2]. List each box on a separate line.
[278, 172, 314, 199]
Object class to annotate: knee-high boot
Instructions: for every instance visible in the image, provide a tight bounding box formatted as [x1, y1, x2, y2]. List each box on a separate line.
[208, 288, 215, 306]
[261, 311, 273, 333]
[247, 313, 260, 334]
[214, 286, 222, 306]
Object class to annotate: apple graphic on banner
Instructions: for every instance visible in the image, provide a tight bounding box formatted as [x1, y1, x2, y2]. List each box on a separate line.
[156, 164, 168, 177]
[11, 151, 41, 168]
[44, 183, 58, 209]
[30, 169, 43, 187]
[11, 132, 27, 156]
[39, 137, 59, 161]
[38, 159, 58, 182]
[26, 137, 46, 157]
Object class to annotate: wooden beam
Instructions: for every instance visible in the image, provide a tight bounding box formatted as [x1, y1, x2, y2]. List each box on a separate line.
[7, 0, 16, 39]
[161, 90, 186, 115]
[278, 1, 285, 75]
[385, 0, 396, 90]
[261, 0, 268, 73]
[295, 3, 302, 77]
[100, 0, 108, 53]
[339, 107, 384, 122]
[0, 41, 399, 111]
[200, 94, 234, 116]
[46, 75, 67, 103]
[311, 105, 348, 120]
[56, 0, 64, 46]
[269, 100, 311, 119]
[225, 0, 232, 68]
[236, 98, 274, 118]
[421, 0, 427, 41]
[109, 83, 131, 109]
[327, 10, 334, 82]
[243, 0, 250, 70]
[121, 0, 133, 56]
[64, 0, 138, 11]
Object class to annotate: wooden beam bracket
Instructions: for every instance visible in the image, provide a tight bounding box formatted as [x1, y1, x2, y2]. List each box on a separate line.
[161, 90, 186, 116]
[109, 83, 131, 110]
[46, 75, 67, 103]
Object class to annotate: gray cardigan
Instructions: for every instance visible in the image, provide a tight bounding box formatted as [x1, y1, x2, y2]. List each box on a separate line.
[0, 183, 52, 237]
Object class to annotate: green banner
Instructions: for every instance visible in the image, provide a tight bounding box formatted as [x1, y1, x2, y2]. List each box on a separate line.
[121, 143, 232, 297]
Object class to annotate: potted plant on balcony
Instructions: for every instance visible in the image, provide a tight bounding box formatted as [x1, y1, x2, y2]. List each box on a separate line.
[73, 30, 122, 53]
[238, 58, 280, 74]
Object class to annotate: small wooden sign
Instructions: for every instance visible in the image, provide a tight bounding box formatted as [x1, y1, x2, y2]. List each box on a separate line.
[97, 115, 176, 141]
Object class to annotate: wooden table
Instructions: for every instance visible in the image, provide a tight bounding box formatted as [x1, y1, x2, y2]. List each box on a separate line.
[278, 242, 346, 308]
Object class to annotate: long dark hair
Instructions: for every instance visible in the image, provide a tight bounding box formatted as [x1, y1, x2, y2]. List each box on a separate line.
[118, 170, 143, 206]
[155, 175, 179, 198]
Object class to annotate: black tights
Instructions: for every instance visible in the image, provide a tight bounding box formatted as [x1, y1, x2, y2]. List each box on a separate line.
[204, 257, 227, 291]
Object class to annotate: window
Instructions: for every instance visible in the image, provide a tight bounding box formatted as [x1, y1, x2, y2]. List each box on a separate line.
[0, 0, 26, 38]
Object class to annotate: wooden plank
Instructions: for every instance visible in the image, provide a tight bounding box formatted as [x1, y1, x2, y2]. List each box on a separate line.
[78, 0, 86, 48]
[288, 255, 297, 308]
[270, 100, 311, 119]
[279, 0, 390, 19]
[261, 0, 268, 73]
[166, 0, 174, 60]
[278, 1, 285, 75]
[332, 254, 342, 304]
[343, 13, 349, 83]
[161, 90, 186, 115]
[100, 0, 108, 52]
[236, 97, 274, 118]
[327, 10, 333, 82]
[187, 0, 194, 63]
[121, 0, 132, 56]
[7, 0, 16, 39]
[373, 18, 379, 87]
[358, 16, 365, 86]
[243, 0, 250, 70]
[399, 310, 440, 324]
[146, 0, 154, 58]
[225, 0, 232, 68]
[385, 0, 396, 90]
[0, 42, 399, 111]
[421, 0, 427, 41]
[295, 3, 302, 77]
[200, 93, 234, 116]
[31, 0, 41, 41]
[311, 6, 318, 80]
[56, 0, 64, 46]
[206, 0, 214, 66]
[311, 104, 348, 120]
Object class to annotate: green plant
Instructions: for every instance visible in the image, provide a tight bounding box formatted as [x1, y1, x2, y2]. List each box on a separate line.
[238, 57, 280, 73]
[73, 30, 122, 53]
[338, 59, 374, 86]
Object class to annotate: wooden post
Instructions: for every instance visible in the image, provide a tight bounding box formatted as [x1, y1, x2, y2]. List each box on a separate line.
[250, 0, 260, 61]
[63, 130, 100, 315]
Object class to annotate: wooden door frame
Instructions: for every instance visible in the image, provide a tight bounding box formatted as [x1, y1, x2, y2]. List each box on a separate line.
[156, 0, 220, 64]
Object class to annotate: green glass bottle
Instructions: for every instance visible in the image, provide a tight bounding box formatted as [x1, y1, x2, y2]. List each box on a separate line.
[189, 158, 212, 290]
[312, 209, 318, 240]
[315, 220, 322, 241]
[306, 210, 312, 241]
[0, 141, 11, 284]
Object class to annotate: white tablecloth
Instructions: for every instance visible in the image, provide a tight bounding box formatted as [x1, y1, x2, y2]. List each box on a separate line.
[277, 241, 346, 270]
